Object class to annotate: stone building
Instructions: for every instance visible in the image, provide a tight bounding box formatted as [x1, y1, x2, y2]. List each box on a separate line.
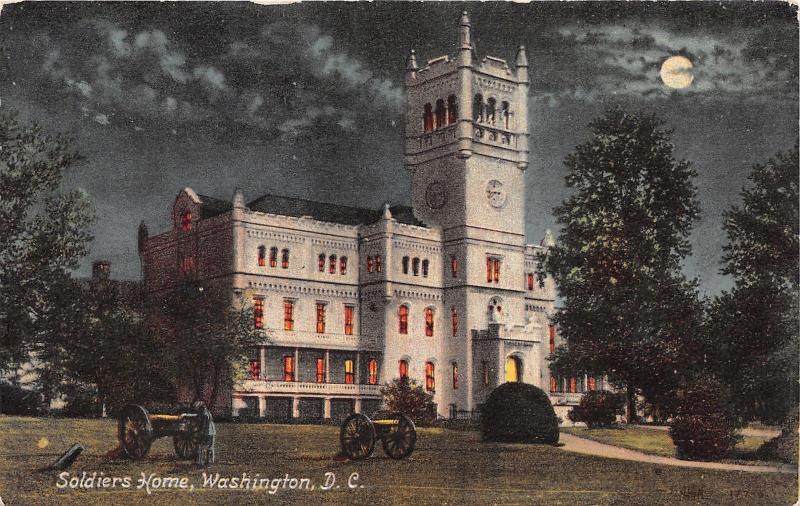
[141, 13, 595, 421]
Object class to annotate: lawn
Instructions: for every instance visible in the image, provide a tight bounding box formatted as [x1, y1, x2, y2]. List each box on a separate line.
[560, 426, 775, 466]
[0, 416, 796, 505]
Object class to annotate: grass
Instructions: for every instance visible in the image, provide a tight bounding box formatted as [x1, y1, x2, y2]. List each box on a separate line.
[560, 426, 776, 466]
[0, 416, 796, 505]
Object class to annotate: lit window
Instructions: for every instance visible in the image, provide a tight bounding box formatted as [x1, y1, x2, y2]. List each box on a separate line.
[447, 95, 457, 124]
[424, 307, 434, 337]
[425, 362, 435, 391]
[258, 246, 266, 267]
[398, 305, 409, 334]
[505, 356, 520, 383]
[283, 356, 294, 382]
[486, 257, 493, 282]
[179, 256, 195, 275]
[253, 298, 264, 329]
[550, 376, 557, 393]
[450, 256, 458, 277]
[340, 256, 347, 275]
[283, 300, 294, 331]
[269, 247, 278, 268]
[318, 254, 325, 272]
[399, 359, 409, 379]
[328, 255, 336, 274]
[569, 377, 577, 393]
[493, 258, 501, 283]
[588, 376, 596, 391]
[316, 358, 325, 383]
[527, 273, 534, 291]
[344, 305, 354, 335]
[281, 249, 289, 269]
[367, 256, 373, 273]
[412, 258, 420, 276]
[344, 359, 354, 384]
[452, 363, 459, 390]
[402, 256, 409, 274]
[249, 359, 261, 380]
[316, 303, 326, 333]
[434, 99, 445, 129]
[423, 103, 433, 132]
[368, 359, 378, 385]
[422, 259, 429, 277]
[451, 307, 458, 337]
[375, 255, 382, 272]
[180, 211, 192, 232]
[549, 325, 556, 354]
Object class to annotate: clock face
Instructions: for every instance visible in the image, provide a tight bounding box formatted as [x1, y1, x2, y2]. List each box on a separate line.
[425, 182, 447, 210]
[486, 179, 507, 208]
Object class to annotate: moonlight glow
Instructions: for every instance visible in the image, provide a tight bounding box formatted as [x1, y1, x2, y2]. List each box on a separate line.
[660, 55, 694, 89]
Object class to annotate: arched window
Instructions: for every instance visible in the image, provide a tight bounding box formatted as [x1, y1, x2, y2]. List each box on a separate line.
[316, 358, 325, 383]
[451, 307, 458, 337]
[505, 356, 521, 383]
[366, 256, 373, 273]
[343, 305, 354, 335]
[253, 297, 264, 329]
[328, 254, 336, 274]
[527, 273, 534, 291]
[316, 302, 326, 333]
[257, 246, 266, 266]
[486, 257, 500, 283]
[473, 94, 484, 122]
[398, 305, 409, 334]
[375, 255, 382, 272]
[423, 103, 433, 132]
[447, 95, 457, 124]
[486, 97, 496, 125]
[283, 300, 294, 331]
[281, 248, 289, 269]
[421, 259, 429, 277]
[399, 359, 409, 379]
[402, 256, 409, 274]
[425, 362, 435, 391]
[549, 325, 556, 353]
[283, 355, 294, 382]
[269, 247, 278, 268]
[501, 101, 510, 129]
[339, 256, 347, 275]
[318, 253, 325, 272]
[452, 362, 459, 389]
[412, 257, 420, 276]
[344, 359, 354, 384]
[450, 256, 458, 277]
[434, 99, 446, 129]
[368, 359, 378, 385]
[424, 307, 434, 337]
[180, 211, 192, 232]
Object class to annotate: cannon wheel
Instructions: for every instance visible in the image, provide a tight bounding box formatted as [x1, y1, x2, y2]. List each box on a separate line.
[339, 413, 376, 460]
[380, 413, 417, 459]
[173, 429, 202, 460]
[118, 404, 153, 460]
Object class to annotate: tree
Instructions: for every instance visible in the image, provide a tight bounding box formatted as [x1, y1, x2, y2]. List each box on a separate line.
[0, 113, 95, 380]
[704, 147, 798, 423]
[153, 281, 263, 414]
[380, 378, 436, 426]
[543, 109, 702, 422]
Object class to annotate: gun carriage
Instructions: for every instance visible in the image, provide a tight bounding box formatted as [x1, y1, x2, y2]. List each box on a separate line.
[117, 403, 211, 460]
[339, 412, 417, 460]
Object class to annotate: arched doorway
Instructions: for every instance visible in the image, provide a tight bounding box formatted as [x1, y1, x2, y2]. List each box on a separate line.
[505, 356, 522, 383]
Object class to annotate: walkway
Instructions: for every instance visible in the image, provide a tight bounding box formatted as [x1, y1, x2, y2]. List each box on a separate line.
[629, 423, 781, 438]
[558, 433, 796, 474]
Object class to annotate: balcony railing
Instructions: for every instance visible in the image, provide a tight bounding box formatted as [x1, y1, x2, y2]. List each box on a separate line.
[260, 329, 380, 351]
[550, 392, 582, 405]
[238, 380, 382, 397]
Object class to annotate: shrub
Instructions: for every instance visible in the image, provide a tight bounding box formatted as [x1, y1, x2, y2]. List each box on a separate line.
[0, 382, 42, 415]
[381, 378, 436, 426]
[757, 409, 798, 465]
[568, 390, 625, 428]
[481, 382, 559, 444]
[669, 380, 740, 460]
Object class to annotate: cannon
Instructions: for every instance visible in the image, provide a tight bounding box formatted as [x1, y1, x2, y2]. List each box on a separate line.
[117, 403, 213, 460]
[339, 412, 417, 460]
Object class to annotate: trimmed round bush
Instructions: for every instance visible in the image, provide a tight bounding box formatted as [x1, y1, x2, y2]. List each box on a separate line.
[481, 382, 559, 444]
[669, 381, 740, 461]
[568, 390, 625, 428]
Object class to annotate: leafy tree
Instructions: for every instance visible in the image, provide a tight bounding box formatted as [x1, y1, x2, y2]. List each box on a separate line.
[380, 378, 436, 426]
[153, 281, 263, 414]
[0, 112, 94, 384]
[543, 109, 702, 422]
[704, 147, 798, 423]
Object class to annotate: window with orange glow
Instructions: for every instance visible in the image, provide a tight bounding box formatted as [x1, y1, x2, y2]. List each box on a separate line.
[527, 273, 534, 290]
[424, 307, 434, 337]
[253, 298, 264, 329]
[587, 376, 596, 391]
[315, 358, 325, 383]
[493, 258, 500, 282]
[550, 376, 558, 393]
[434, 99, 446, 129]
[281, 249, 289, 269]
[283, 300, 294, 331]
[368, 359, 378, 385]
[339, 256, 347, 275]
[398, 305, 409, 334]
[425, 362, 435, 391]
[375, 255, 382, 272]
[180, 211, 192, 232]
[283, 356, 294, 382]
[569, 377, 577, 393]
[549, 325, 556, 353]
[344, 305, 354, 335]
[450, 256, 458, 277]
[451, 307, 458, 337]
[366, 256, 373, 273]
[447, 95, 457, 124]
[269, 247, 278, 268]
[249, 360, 261, 380]
[328, 255, 336, 274]
[258, 246, 266, 266]
[452, 363, 459, 390]
[486, 257, 493, 282]
[399, 360, 409, 379]
[344, 359, 354, 384]
[316, 303, 326, 333]
[318, 253, 325, 272]
[423, 103, 433, 132]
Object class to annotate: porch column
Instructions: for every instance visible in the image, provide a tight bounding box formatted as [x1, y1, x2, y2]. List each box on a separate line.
[325, 350, 331, 383]
[355, 352, 361, 384]
[260, 346, 266, 380]
[258, 395, 267, 418]
[292, 396, 300, 418]
[354, 397, 362, 414]
[323, 397, 331, 419]
[294, 347, 300, 382]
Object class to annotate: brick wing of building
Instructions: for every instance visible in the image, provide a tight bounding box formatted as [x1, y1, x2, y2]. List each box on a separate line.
[141, 13, 597, 422]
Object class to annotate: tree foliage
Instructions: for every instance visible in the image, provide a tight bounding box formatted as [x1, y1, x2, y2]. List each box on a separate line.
[0, 113, 95, 373]
[380, 377, 436, 426]
[544, 109, 702, 421]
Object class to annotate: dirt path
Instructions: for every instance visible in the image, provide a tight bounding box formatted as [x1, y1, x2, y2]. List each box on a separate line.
[558, 433, 796, 474]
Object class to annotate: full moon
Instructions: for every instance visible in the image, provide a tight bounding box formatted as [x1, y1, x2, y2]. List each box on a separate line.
[660, 55, 694, 89]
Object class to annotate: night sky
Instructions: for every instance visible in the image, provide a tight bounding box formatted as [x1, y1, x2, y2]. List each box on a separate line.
[1, 2, 796, 295]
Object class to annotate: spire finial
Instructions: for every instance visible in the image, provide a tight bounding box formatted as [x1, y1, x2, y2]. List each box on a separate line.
[233, 188, 245, 209]
[459, 11, 471, 50]
[516, 45, 528, 68]
[406, 49, 418, 72]
[383, 203, 393, 220]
